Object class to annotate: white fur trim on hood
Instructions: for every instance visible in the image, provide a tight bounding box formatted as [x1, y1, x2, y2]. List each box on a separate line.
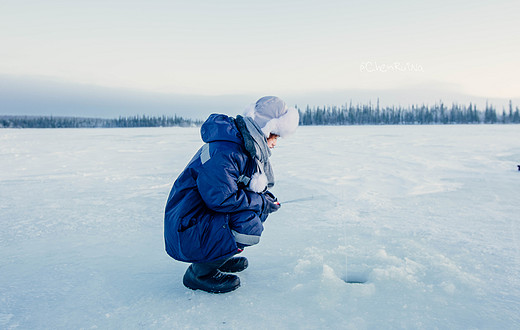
[260, 106, 299, 138]
[243, 96, 299, 138]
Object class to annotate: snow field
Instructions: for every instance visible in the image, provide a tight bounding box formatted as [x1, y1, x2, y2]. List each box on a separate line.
[1, 125, 519, 329]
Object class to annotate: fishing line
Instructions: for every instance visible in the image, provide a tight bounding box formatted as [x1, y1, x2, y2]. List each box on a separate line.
[278, 195, 326, 205]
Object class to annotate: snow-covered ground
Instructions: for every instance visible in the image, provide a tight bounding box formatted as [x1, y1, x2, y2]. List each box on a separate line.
[1, 125, 519, 329]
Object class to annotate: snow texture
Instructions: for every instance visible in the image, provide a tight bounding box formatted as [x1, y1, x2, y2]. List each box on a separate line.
[1, 125, 519, 329]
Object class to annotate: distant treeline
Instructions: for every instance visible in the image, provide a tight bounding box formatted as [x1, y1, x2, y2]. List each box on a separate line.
[0, 115, 202, 128]
[298, 100, 520, 125]
[2, 101, 520, 128]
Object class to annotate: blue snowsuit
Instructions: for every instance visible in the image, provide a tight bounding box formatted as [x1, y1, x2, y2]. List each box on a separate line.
[164, 114, 269, 263]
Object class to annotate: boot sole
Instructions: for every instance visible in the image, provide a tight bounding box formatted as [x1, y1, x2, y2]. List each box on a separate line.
[183, 277, 240, 293]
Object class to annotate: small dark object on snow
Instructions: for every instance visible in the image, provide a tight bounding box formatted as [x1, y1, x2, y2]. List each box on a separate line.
[518, 165, 520, 171]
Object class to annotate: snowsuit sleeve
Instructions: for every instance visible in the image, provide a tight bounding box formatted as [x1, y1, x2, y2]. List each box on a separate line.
[196, 147, 265, 214]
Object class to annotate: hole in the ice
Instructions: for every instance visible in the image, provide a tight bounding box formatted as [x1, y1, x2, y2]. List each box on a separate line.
[342, 271, 370, 284]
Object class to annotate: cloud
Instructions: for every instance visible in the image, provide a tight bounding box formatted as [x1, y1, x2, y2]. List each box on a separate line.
[0, 75, 254, 119]
[1, 75, 517, 120]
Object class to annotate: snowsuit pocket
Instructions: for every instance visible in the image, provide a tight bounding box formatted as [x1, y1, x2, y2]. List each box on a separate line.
[177, 214, 237, 263]
[178, 217, 198, 233]
[177, 218, 204, 261]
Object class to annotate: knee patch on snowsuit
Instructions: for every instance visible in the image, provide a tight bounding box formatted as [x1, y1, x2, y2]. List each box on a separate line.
[229, 210, 264, 247]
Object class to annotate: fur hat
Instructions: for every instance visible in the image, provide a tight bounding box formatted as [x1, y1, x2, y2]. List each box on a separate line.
[243, 96, 299, 138]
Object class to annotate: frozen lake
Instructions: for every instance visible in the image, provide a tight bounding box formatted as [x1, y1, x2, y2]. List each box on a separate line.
[1, 125, 519, 329]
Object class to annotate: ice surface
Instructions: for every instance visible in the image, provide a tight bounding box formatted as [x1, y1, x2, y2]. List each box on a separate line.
[1, 125, 519, 329]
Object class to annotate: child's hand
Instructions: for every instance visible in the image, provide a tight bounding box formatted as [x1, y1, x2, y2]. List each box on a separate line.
[264, 191, 281, 213]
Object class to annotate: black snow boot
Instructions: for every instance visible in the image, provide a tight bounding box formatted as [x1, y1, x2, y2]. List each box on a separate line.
[183, 260, 240, 293]
[218, 257, 248, 273]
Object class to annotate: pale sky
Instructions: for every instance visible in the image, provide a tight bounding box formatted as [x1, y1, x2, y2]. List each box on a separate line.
[1, 0, 519, 100]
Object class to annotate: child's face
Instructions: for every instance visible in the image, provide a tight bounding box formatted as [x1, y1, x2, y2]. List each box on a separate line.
[267, 134, 279, 149]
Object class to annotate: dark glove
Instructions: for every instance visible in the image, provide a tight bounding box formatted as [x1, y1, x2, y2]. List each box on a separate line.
[263, 191, 281, 214]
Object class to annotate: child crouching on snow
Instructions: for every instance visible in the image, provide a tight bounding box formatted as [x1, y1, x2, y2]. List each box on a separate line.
[164, 96, 299, 293]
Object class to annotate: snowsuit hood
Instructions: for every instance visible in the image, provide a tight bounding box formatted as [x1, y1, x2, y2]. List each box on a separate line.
[200, 114, 273, 193]
[200, 114, 242, 145]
